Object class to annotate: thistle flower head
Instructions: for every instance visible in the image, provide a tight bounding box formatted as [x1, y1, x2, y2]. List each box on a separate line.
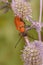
[21, 41, 42, 65]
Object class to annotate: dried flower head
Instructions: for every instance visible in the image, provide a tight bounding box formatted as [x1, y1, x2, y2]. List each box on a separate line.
[21, 41, 42, 65]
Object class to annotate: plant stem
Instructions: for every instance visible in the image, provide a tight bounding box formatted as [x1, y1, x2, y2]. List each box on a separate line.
[24, 36, 30, 46]
[38, 0, 42, 41]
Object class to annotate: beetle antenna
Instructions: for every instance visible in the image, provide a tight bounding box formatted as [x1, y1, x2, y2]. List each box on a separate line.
[15, 36, 22, 48]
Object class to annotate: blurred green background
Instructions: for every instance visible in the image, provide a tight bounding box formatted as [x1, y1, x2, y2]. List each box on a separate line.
[0, 0, 43, 65]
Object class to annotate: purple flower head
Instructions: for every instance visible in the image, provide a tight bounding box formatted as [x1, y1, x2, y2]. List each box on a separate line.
[34, 40, 43, 64]
[0, 0, 8, 3]
[21, 40, 43, 65]
[11, 0, 32, 19]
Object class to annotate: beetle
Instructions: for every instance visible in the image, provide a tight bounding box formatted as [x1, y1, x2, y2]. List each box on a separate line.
[14, 16, 37, 48]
